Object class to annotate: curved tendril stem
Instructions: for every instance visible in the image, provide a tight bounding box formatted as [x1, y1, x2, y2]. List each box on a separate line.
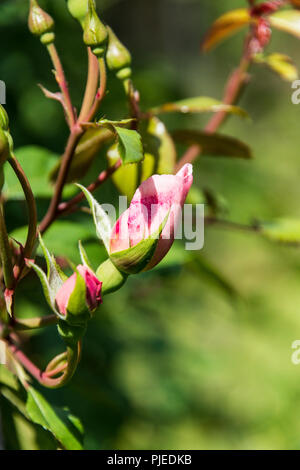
[8, 340, 80, 389]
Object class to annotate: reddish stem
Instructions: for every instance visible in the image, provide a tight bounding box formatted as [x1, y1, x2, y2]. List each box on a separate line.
[57, 159, 122, 215]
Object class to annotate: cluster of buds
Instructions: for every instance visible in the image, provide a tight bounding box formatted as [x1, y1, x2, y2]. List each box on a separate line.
[30, 165, 193, 341]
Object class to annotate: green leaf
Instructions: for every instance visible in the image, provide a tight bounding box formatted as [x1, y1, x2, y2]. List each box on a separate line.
[202, 8, 252, 52]
[115, 126, 144, 164]
[269, 9, 300, 39]
[254, 53, 298, 82]
[50, 128, 113, 184]
[77, 184, 112, 253]
[4, 146, 75, 199]
[151, 97, 248, 117]
[260, 219, 300, 244]
[173, 130, 252, 160]
[78, 240, 93, 270]
[26, 386, 84, 450]
[107, 116, 177, 200]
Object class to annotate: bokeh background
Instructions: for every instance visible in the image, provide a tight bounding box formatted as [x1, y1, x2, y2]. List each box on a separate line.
[2, 0, 300, 450]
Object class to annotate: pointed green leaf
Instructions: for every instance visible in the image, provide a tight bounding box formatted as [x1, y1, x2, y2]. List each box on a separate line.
[26, 386, 84, 450]
[114, 126, 144, 164]
[76, 184, 112, 253]
[78, 240, 93, 270]
[151, 97, 248, 117]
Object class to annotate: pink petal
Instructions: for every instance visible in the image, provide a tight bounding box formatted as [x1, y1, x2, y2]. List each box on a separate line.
[109, 164, 193, 269]
[55, 272, 77, 316]
[77, 265, 103, 311]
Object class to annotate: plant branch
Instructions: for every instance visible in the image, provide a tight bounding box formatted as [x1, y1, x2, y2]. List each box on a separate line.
[175, 52, 251, 172]
[57, 158, 122, 216]
[8, 339, 80, 389]
[39, 128, 83, 234]
[0, 203, 14, 289]
[85, 57, 107, 122]
[47, 43, 76, 128]
[78, 47, 100, 122]
[8, 156, 37, 261]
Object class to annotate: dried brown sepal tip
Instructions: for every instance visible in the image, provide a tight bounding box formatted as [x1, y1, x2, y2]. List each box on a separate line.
[83, 0, 108, 57]
[106, 26, 132, 81]
[28, 0, 55, 45]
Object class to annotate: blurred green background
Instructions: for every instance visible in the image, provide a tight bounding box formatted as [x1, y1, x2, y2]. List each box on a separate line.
[2, 0, 300, 450]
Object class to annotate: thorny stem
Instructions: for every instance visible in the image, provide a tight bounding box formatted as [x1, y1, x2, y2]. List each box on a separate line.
[78, 48, 100, 122]
[47, 43, 76, 128]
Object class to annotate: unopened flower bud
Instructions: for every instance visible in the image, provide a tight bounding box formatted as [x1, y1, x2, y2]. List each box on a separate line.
[28, 0, 55, 44]
[0, 128, 10, 167]
[0, 106, 9, 131]
[67, 0, 90, 26]
[106, 26, 132, 80]
[55, 264, 102, 317]
[83, 0, 108, 57]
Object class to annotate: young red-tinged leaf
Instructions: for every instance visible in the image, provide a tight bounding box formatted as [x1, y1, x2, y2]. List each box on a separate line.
[254, 53, 298, 82]
[173, 130, 252, 160]
[202, 8, 252, 52]
[269, 9, 300, 39]
[151, 97, 248, 117]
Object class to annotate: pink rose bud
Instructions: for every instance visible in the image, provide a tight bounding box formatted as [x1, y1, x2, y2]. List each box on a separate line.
[55, 265, 102, 316]
[109, 163, 193, 272]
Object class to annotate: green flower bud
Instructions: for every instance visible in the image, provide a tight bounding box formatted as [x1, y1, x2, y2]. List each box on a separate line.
[0, 106, 9, 131]
[0, 129, 10, 167]
[28, 0, 55, 43]
[96, 258, 127, 295]
[66, 0, 90, 27]
[106, 26, 132, 79]
[83, 0, 108, 56]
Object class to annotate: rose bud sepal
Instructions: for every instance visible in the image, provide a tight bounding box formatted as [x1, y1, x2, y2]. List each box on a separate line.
[96, 258, 128, 295]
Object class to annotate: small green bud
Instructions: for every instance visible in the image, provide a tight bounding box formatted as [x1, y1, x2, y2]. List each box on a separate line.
[28, 0, 55, 43]
[0, 106, 9, 131]
[66, 0, 90, 27]
[83, 0, 108, 56]
[106, 26, 132, 79]
[96, 258, 127, 295]
[0, 129, 10, 167]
